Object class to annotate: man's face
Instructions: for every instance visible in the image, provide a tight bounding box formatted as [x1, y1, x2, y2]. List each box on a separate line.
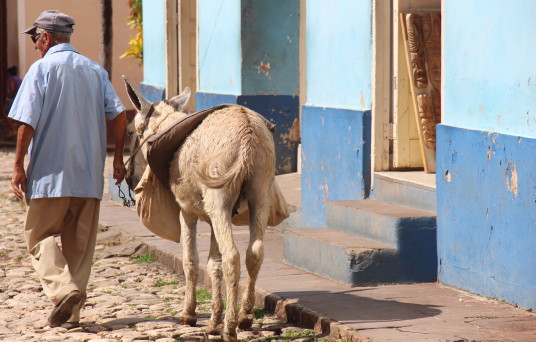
[32, 30, 54, 58]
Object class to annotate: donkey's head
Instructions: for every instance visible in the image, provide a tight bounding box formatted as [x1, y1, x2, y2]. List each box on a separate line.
[122, 75, 191, 189]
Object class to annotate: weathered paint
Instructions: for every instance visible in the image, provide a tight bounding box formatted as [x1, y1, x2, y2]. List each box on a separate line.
[142, 0, 166, 88]
[443, 0, 536, 138]
[438, 0, 536, 310]
[196, 92, 299, 174]
[196, 1, 300, 173]
[301, 105, 371, 227]
[437, 125, 536, 310]
[241, 0, 299, 96]
[198, 0, 242, 95]
[305, 0, 372, 109]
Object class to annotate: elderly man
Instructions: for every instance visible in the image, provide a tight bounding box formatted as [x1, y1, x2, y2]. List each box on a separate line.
[8, 10, 127, 328]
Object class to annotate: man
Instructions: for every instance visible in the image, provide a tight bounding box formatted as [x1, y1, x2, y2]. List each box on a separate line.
[9, 10, 127, 328]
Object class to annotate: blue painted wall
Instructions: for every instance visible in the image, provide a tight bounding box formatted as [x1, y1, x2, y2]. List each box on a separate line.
[197, 0, 300, 173]
[438, 0, 536, 310]
[443, 0, 536, 138]
[142, 0, 166, 88]
[300, 0, 373, 226]
[301, 106, 371, 226]
[196, 92, 299, 174]
[198, 0, 242, 95]
[437, 126, 536, 310]
[306, 0, 372, 109]
[241, 0, 299, 96]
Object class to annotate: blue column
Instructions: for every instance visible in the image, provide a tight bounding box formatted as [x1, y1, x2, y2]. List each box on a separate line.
[197, 0, 300, 174]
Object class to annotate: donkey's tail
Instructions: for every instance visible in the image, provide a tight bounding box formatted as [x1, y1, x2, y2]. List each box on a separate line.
[195, 146, 248, 189]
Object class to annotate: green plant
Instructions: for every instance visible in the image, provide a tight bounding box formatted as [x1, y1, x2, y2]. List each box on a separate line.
[283, 329, 317, 339]
[133, 253, 156, 264]
[121, 0, 143, 63]
[155, 280, 179, 287]
[196, 288, 212, 304]
[253, 307, 266, 320]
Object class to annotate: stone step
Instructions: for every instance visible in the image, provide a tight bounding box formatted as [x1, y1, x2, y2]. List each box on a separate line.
[284, 228, 437, 286]
[325, 199, 436, 248]
[370, 172, 437, 213]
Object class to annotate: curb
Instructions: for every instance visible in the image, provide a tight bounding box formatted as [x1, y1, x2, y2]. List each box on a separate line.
[105, 225, 368, 341]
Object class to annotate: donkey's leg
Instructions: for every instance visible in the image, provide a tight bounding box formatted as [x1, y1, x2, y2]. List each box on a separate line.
[238, 182, 271, 329]
[206, 193, 240, 342]
[205, 226, 224, 335]
[178, 210, 198, 326]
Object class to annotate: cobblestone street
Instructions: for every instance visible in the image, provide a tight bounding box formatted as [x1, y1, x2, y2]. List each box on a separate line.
[0, 147, 332, 342]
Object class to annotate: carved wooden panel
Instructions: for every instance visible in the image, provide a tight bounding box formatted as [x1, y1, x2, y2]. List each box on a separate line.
[400, 11, 441, 173]
[406, 14, 428, 89]
[417, 94, 437, 149]
[421, 12, 441, 91]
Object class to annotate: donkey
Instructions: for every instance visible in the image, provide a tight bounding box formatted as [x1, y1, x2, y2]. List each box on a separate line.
[123, 77, 275, 341]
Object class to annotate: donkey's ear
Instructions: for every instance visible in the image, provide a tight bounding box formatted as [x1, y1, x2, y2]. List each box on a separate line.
[168, 87, 191, 112]
[122, 75, 152, 116]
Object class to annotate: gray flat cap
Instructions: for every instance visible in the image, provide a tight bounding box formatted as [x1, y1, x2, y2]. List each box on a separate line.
[22, 10, 75, 35]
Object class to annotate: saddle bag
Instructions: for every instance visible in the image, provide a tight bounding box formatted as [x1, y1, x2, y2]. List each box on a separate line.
[231, 180, 290, 227]
[134, 165, 181, 242]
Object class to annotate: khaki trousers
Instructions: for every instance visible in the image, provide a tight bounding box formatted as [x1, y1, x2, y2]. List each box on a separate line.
[25, 197, 100, 322]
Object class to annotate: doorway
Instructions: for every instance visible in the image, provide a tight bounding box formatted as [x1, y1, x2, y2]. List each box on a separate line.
[373, 0, 441, 186]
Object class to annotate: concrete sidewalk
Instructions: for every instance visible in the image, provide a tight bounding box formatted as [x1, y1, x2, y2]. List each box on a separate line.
[100, 173, 536, 342]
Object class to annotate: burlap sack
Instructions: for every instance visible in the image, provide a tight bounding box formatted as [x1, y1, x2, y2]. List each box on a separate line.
[134, 165, 181, 242]
[231, 180, 290, 227]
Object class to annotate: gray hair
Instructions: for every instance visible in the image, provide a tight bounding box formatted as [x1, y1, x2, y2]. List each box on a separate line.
[36, 27, 71, 43]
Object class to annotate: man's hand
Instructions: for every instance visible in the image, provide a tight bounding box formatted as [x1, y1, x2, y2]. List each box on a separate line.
[12, 123, 34, 201]
[11, 166, 27, 201]
[113, 158, 126, 185]
[112, 111, 127, 185]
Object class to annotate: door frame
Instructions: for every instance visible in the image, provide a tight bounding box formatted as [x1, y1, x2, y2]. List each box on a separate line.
[372, 0, 393, 173]
[165, 0, 197, 109]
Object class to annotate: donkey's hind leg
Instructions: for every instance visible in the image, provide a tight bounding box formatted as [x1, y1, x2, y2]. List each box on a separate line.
[205, 189, 241, 342]
[238, 181, 272, 329]
[205, 226, 224, 335]
[178, 210, 199, 326]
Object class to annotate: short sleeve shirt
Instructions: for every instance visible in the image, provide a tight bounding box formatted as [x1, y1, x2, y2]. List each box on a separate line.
[8, 43, 125, 200]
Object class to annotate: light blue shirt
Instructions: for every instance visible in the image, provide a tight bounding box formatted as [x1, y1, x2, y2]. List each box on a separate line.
[9, 43, 125, 200]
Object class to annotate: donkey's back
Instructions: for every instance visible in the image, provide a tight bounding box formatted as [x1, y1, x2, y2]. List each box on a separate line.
[169, 105, 276, 221]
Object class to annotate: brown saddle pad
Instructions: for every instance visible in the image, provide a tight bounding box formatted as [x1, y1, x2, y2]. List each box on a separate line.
[146, 104, 234, 188]
[146, 104, 275, 188]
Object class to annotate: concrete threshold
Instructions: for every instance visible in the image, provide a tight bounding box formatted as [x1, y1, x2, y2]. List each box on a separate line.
[99, 197, 536, 342]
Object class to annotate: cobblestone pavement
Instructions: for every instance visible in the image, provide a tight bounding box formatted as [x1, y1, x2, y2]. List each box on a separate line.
[0, 147, 335, 342]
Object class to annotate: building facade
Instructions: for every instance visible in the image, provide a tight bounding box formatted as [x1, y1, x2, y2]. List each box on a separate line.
[143, 0, 535, 311]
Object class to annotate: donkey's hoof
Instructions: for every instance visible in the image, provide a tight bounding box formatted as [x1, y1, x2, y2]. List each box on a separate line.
[178, 312, 197, 326]
[223, 331, 238, 342]
[205, 320, 223, 335]
[237, 311, 254, 330]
